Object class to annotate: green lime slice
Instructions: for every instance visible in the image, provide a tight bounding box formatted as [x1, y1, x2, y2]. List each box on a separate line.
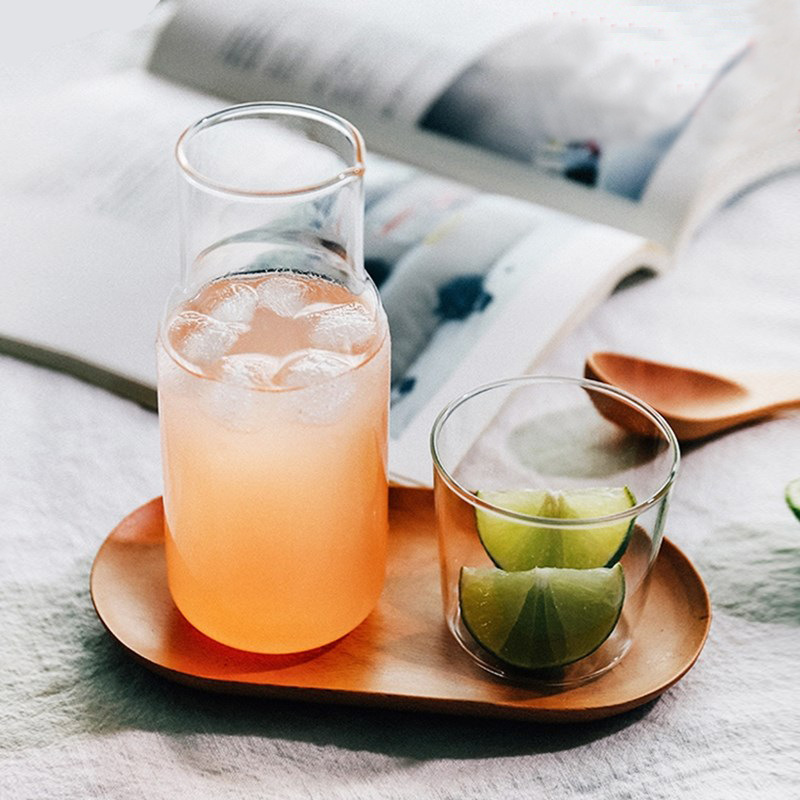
[460, 563, 625, 670]
[785, 478, 800, 521]
[475, 487, 635, 570]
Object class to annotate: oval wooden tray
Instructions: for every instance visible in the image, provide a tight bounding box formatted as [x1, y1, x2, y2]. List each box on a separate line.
[90, 487, 711, 723]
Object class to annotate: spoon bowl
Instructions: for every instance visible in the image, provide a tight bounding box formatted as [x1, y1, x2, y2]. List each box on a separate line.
[584, 352, 800, 441]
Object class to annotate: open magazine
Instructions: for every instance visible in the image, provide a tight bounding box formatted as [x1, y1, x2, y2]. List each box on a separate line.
[1, 0, 796, 484]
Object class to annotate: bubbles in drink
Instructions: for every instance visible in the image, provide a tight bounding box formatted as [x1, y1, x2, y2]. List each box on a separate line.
[217, 353, 282, 388]
[306, 302, 377, 355]
[297, 378, 357, 425]
[257, 273, 312, 318]
[199, 379, 269, 433]
[169, 310, 246, 366]
[274, 348, 359, 388]
[205, 282, 259, 324]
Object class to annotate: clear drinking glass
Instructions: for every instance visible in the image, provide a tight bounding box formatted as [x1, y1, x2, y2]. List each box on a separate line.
[157, 103, 390, 654]
[431, 376, 679, 686]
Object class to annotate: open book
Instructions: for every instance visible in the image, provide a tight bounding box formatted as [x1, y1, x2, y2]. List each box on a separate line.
[2, 0, 796, 484]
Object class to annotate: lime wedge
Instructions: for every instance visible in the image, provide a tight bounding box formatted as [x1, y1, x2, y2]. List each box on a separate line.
[785, 478, 800, 521]
[460, 563, 625, 670]
[475, 487, 635, 570]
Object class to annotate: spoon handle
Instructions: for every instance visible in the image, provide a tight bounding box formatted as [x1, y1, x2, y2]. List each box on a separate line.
[739, 371, 800, 412]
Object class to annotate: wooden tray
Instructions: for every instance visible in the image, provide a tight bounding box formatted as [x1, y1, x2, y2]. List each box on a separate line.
[90, 487, 710, 723]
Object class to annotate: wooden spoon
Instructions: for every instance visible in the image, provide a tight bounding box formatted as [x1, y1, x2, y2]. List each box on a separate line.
[584, 351, 800, 441]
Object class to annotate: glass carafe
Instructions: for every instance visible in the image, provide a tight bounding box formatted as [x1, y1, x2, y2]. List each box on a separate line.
[157, 103, 390, 654]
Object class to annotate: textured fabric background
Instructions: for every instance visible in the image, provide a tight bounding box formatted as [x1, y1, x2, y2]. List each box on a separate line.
[3, 159, 799, 800]
[2, 10, 800, 800]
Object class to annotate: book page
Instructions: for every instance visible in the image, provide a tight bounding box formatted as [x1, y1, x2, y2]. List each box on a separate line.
[388, 222, 665, 485]
[150, 0, 552, 128]
[0, 62, 664, 483]
[643, 2, 800, 254]
[149, 0, 752, 245]
[0, 71, 222, 397]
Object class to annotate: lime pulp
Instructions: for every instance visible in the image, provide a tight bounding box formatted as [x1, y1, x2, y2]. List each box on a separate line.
[459, 563, 625, 670]
[475, 487, 635, 570]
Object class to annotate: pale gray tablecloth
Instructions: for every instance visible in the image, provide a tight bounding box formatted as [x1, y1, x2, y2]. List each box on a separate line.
[2, 167, 800, 800]
[2, 28, 800, 800]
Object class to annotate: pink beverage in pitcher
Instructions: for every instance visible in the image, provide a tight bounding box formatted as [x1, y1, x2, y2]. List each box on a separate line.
[158, 242, 390, 653]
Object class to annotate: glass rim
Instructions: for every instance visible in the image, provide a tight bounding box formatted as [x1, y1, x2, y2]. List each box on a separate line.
[175, 101, 366, 198]
[429, 374, 680, 527]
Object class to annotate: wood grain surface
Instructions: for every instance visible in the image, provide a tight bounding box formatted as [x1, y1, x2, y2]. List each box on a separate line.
[90, 487, 710, 723]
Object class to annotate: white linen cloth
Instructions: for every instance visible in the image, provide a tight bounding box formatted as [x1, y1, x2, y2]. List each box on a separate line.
[2, 156, 799, 800]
